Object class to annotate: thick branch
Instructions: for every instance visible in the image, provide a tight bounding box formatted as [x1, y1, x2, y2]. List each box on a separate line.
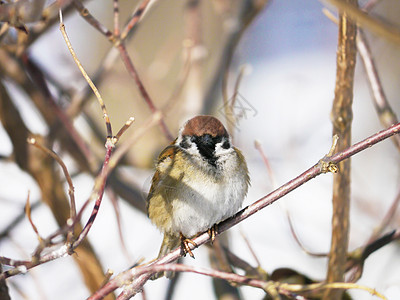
[325, 1, 358, 299]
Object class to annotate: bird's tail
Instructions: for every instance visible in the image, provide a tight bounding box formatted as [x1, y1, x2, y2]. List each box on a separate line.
[152, 234, 180, 279]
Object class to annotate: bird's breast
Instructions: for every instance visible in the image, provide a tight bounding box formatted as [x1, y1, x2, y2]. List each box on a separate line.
[168, 170, 244, 237]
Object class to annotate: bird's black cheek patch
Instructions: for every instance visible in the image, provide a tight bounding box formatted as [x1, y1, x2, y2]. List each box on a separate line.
[222, 140, 230, 149]
[180, 137, 192, 149]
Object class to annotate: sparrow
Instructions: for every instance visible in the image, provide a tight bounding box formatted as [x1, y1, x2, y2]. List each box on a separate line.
[147, 115, 250, 277]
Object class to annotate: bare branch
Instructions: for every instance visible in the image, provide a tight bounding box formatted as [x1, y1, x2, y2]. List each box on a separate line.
[59, 9, 113, 138]
[113, 0, 120, 37]
[120, 0, 152, 41]
[27, 137, 76, 222]
[91, 263, 386, 300]
[0, 116, 135, 281]
[325, 0, 358, 297]
[71, 0, 113, 41]
[326, 0, 400, 45]
[357, 29, 400, 150]
[24, 191, 43, 243]
[69, 0, 173, 141]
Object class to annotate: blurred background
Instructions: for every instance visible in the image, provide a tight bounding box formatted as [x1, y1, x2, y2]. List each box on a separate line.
[1, 0, 400, 299]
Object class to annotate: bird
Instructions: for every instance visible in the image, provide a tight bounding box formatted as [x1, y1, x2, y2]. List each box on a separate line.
[147, 115, 250, 278]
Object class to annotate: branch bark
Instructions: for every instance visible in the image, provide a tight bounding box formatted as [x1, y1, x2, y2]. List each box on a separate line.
[325, 1, 358, 299]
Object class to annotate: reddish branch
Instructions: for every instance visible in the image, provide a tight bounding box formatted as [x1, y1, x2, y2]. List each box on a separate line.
[0, 112, 158, 280]
[357, 29, 400, 150]
[0, 139, 115, 280]
[71, 0, 173, 141]
[115, 43, 173, 141]
[71, 139, 114, 248]
[120, 0, 151, 40]
[89, 122, 400, 299]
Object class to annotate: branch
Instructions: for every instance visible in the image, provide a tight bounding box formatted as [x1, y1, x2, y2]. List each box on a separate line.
[0, 138, 114, 280]
[70, 0, 173, 141]
[325, 0, 358, 298]
[0, 265, 11, 300]
[323, 6, 400, 151]
[120, 0, 152, 40]
[346, 229, 400, 282]
[0, 114, 135, 280]
[115, 42, 173, 140]
[326, 0, 400, 45]
[27, 137, 76, 223]
[357, 29, 400, 150]
[59, 9, 113, 138]
[21, 53, 95, 172]
[92, 263, 386, 300]
[72, 0, 113, 41]
[91, 122, 400, 299]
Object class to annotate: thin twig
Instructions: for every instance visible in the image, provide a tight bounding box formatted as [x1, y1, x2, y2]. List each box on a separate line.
[59, 9, 113, 138]
[368, 187, 400, 244]
[24, 191, 43, 243]
[66, 46, 120, 120]
[239, 230, 261, 267]
[220, 1, 268, 132]
[343, 188, 400, 282]
[27, 137, 76, 221]
[120, 0, 152, 40]
[229, 65, 248, 137]
[255, 139, 327, 257]
[161, 39, 193, 114]
[21, 53, 96, 172]
[72, 0, 113, 41]
[0, 202, 41, 240]
[363, 0, 382, 12]
[254, 140, 278, 188]
[108, 112, 163, 170]
[224, 246, 265, 279]
[70, 0, 172, 141]
[113, 0, 120, 37]
[286, 215, 327, 258]
[357, 29, 400, 150]
[114, 117, 135, 142]
[0, 112, 136, 280]
[71, 137, 116, 250]
[116, 42, 173, 140]
[107, 188, 134, 263]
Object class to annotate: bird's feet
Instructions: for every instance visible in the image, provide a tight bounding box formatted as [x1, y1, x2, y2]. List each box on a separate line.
[207, 224, 218, 244]
[180, 233, 197, 258]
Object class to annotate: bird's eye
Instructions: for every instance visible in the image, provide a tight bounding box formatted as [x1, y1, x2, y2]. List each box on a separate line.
[222, 140, 230, 149]
[214, 136, 222, 144]
[180, 137, 192, 149]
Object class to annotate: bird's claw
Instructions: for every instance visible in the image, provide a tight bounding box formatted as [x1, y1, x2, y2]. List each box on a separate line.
[180, 233, 197, 258]
[208, 224, 218, 244]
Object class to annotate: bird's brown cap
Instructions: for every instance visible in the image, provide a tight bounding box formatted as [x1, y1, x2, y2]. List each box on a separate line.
[181, 115, 229, 138]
